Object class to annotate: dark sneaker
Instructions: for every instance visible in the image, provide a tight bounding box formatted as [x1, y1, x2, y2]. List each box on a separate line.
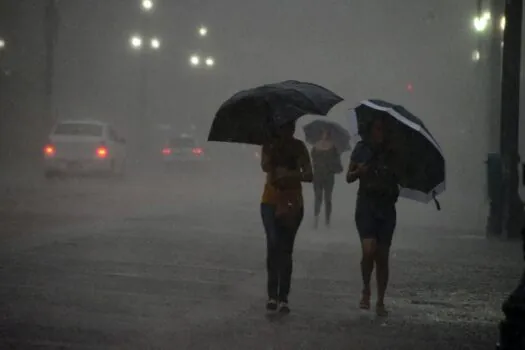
[279, 301, 290, 314]
[266, 299, 278, 311]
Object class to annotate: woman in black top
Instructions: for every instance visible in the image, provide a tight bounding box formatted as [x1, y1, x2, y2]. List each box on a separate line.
[311, 128, 343, 229]
[346, 118, 400, 316]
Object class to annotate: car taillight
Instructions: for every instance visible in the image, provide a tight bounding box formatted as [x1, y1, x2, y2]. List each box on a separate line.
[162, 148, 172, 155]
[96, 146, 108, 158]
[192, 147, 203, 155]
[44, 145, 56, 156]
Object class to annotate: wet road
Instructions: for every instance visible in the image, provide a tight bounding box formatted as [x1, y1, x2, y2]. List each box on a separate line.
[0, 162, 522, 349]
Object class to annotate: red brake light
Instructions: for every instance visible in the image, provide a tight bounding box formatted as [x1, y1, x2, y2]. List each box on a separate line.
[162, 148, 172, 155]
[44, 145, 56, 156]
[96, 146, 108, 158]
[192, 147, 203, 155]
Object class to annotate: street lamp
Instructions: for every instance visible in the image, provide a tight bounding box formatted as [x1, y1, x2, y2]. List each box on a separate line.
[190, 55, 200, 66]
[0, 38, 5, 50]
[151, 37, 160, 50]
[473, 11, 491, 32]
[130, 35, 143, 49]
[474, 15, 489, 32]
[141, 0, 153, 11]
[500, 16, 506, 31]
[472, 49, 481, 62]
[205, 57, 215, 67]
[198, 26, 208, 37]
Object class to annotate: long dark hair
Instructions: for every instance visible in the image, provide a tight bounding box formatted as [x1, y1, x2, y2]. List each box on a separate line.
[269, 121, 298, 170]
[321, 127, 332, 140]
[361, 116, 389, 147]
[277, 121, 296, 139]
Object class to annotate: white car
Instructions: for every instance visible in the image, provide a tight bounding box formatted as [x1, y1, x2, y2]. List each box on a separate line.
[161, 135, 208, 170]
[43, 120, 127, 178]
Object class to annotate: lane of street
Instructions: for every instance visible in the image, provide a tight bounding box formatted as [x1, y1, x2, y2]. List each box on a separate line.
[0, 165, 522, 349]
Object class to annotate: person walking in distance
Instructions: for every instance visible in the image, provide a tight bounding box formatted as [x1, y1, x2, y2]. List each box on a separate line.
[260, 121, 313, 313]
[346, 118, 400, 316]
[311, 128, 343, 229]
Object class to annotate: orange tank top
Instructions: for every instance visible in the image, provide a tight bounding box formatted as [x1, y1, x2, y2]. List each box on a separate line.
[260, 138, 307, 205]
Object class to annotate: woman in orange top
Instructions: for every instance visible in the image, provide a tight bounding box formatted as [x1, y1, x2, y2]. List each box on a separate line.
[260, 121, 313, 313]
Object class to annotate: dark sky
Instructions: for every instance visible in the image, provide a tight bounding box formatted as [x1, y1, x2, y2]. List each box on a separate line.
[2, 0, 520, 197]
[1, 1, 476, 122]
[3, 0, 473, 114]
[47, 0, 476, 128]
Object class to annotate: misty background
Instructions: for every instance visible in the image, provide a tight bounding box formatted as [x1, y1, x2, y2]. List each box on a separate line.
[0, 0, 524, 231]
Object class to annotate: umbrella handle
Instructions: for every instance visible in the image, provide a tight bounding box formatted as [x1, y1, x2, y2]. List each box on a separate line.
[432, 191, 441, 211]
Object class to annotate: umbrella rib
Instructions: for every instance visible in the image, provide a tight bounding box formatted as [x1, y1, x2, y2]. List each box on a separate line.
[282, 88, 323, 115]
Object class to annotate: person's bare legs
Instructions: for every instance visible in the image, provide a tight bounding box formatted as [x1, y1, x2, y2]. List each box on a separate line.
[359, 238, 377, 309]
[313, 179, 323, 229]
[375, 244, 390, 316]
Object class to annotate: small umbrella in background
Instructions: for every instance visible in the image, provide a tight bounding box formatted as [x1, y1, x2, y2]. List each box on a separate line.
[303, 120, 351, 153]
[348, 99, 445, 209]
[208, 80, 343, 145]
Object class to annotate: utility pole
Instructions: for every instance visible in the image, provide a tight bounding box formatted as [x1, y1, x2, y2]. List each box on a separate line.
[488, 0, 505, 152]
[44, 0, 59, 129]
[129, 0, 160, 163]
[499, 0, 523, 239]
[140, 6, 152, 163]
[496, 2, 525, 346]
[485, 0, 506, 238]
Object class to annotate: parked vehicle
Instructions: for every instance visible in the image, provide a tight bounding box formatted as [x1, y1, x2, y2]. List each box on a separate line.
[43, 120, 126, 178]
[161, 134, 208, 170]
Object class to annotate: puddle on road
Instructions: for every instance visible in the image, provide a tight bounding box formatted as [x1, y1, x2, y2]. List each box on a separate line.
[409, 300, 457, 308]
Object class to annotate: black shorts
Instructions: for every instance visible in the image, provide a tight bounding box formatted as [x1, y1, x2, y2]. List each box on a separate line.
[355, 196, 397, 247]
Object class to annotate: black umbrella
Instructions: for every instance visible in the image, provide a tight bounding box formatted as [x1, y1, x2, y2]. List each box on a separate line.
[303, 120, 351, 153]
[208, 80, 343, 145]
[348, 99, 445, 209]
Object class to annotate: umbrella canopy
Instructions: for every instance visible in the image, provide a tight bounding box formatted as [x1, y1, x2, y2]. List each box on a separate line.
[208, 80, 343, 145]
[303, 120, 351, 153]
[348, 99, 445, 207]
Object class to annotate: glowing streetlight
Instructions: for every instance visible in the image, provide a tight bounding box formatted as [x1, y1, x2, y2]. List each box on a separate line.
[0, 38, 5, 50]
[141, 0, 153, 11]
[151, 37, 160, 50]
[198, 26, 208, 37]
[472, 49, 481, 62]
[190, 55, 200, 66]
[205, 57, 215, 67]
[500, 16, 506, 31]
[130, 35, 143, 49]
[473, 15, 489, 32]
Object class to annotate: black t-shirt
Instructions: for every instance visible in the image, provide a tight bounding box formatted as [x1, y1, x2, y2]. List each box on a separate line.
[350, 141, 399, 202]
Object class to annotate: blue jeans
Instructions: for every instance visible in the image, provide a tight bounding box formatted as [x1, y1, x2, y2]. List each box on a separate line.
[260, 203, 304, 302]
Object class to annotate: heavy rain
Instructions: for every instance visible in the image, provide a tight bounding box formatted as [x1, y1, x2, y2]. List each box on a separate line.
[0, 1, 524, 349]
